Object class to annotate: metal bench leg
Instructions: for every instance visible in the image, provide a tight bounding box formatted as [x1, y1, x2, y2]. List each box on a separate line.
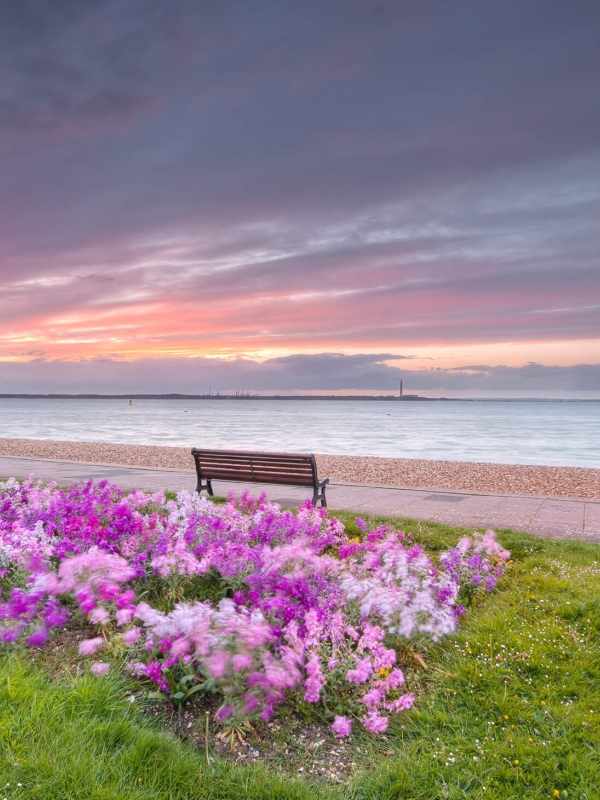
[196, 479, 214, 496]
[320, 486, 327, 508]
[312, 484, 327, 508]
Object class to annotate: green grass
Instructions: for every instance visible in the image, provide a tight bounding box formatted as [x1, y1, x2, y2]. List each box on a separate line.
[0, 659, 315, 799]
[1, 513, 600, 798]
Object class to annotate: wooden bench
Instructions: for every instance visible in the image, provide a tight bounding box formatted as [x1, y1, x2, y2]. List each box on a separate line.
[190, 448, 329, 507]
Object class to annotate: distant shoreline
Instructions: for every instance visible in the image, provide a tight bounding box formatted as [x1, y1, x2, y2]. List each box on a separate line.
[0, 394, 597, 402]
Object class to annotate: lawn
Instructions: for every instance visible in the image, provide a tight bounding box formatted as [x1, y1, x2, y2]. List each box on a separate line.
[1, 483, 598, 799]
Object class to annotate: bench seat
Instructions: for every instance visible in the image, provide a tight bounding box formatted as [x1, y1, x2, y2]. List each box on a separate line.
[191, 448, 329, 507]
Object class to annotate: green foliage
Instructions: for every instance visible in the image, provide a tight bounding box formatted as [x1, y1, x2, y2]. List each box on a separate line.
[139, 569, 243, 612]
[148, 660, 206, 713]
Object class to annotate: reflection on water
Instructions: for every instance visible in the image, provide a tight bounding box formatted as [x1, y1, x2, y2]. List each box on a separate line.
[0, 398, 598, 468]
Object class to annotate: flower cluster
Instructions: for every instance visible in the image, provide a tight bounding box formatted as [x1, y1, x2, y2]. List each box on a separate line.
[0, 477, 509, 737]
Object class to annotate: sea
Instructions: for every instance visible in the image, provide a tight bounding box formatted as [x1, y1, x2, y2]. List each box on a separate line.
[0, 397, 598, 468]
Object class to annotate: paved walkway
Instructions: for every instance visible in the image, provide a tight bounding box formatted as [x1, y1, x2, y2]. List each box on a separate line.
[1, 456, 599, 542]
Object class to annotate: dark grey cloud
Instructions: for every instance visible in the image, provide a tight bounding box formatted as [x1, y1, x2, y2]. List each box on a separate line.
[0, 354, 598, 395]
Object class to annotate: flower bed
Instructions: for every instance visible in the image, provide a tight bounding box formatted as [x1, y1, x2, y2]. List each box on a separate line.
[0, 477, 509, 738]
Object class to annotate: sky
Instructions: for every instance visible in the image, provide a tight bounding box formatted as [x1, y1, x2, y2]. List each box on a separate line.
[1, 0, 599, 396]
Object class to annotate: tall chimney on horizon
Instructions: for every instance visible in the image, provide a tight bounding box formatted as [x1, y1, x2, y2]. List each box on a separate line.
[400, 379, 403, 398]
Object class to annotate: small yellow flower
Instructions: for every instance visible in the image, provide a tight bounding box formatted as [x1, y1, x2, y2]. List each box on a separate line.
[541, 700, 547, 706]
[514, 759, 519, 765]
[349, 537, 360, 543]
[504, 715, 509, 720]
[138, 778, 142, 784]
[528, 737, 533, 742]
[378, 668, 390, 677]
[553, 792, 560, 798]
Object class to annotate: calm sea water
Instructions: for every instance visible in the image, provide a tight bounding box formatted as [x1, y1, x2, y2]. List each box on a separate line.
[0, 398, 598, 468]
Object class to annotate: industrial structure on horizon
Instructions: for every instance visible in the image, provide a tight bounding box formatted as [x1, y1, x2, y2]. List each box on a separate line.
[398, 379, 422, 400]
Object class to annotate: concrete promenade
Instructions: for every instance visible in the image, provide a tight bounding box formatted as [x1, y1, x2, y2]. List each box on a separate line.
[1, 455, 599, 543]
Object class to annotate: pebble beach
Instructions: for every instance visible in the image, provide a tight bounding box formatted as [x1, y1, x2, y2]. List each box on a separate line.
[1, 437, 598, 500]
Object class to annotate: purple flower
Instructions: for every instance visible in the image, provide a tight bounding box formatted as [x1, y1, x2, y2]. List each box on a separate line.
[331, 715, 353, 737]
[25, 628, 49, 647]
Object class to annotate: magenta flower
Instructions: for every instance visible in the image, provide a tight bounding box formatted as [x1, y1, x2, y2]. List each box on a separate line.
[331, 715, 353, 737]
[25, 628, 49, 647]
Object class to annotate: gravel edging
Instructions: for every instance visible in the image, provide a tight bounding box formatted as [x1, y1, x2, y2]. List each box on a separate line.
[0, 437, 598, 500]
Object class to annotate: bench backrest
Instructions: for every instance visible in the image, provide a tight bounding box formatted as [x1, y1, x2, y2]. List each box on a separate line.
[191, 448, 317, 487]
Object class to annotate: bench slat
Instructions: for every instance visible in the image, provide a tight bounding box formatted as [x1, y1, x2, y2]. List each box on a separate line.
[195, 462, 312, 473]
[194, 447, 310, 460]
[194, 469, 314, 486]
[196, 462, 313, 475]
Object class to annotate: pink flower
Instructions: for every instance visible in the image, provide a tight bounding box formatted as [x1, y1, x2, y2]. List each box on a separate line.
[362, 688, 383, 708]
[331, 715, 353, 737]
[303, 653, 324, 703]
[115, 608, 135, 626]
[476, 530, 511, 562]
[232, 653, 253, 672]
[170, 637, 191, 659]
[122, 627, 141, 645]
[205, 649, 229, 678]
[90, 661, 110, 675]
[79, 637, 104, 655]
[89, 607, 110, 625]
[381, 667, 405, 690]
[385, 693, 414, 714]
[345, 657, 372, 685]
[363, 711, 389, 733]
